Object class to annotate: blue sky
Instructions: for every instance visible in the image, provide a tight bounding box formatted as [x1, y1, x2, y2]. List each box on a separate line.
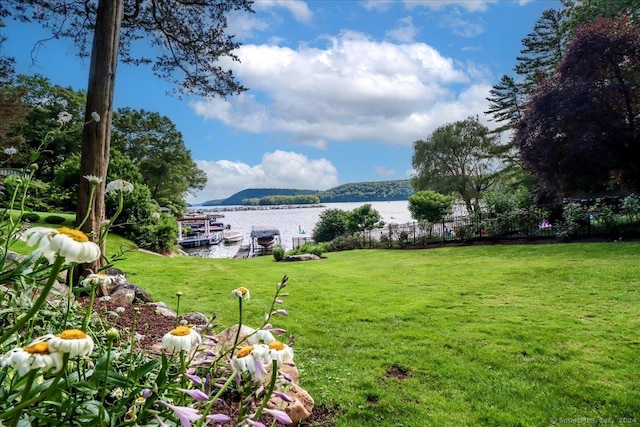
[3, 0, 560, 203]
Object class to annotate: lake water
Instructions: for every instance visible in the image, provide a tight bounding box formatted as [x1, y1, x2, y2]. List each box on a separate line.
[183, 200, 414, 258]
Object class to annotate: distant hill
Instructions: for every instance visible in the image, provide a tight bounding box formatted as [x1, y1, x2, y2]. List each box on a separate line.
[201, 180, 414, 206]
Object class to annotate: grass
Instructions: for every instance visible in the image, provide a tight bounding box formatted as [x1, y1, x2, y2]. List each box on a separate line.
[8, 222, 640, 426]
[107, 240, 640, 426]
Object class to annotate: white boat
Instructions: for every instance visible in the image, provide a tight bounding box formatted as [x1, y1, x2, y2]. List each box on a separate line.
[223, 230, 243, 243]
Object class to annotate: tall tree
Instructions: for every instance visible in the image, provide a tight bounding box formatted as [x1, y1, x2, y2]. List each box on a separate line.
[485, 75, 524, 134]
[514, 8, 568, 90]
[411, 117, 503, 214]
[2, 0, 253, 273]
[111, 108, 206, 213]
[563, 0, 640, 28]
[0, 23, 29, 155]
[514, 17, 640, 197]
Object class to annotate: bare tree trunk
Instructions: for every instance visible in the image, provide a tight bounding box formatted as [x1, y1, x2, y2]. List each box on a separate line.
[76, 0, 123, 277]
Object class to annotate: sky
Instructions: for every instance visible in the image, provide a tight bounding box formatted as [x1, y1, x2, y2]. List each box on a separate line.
[2, 0, 561, 204]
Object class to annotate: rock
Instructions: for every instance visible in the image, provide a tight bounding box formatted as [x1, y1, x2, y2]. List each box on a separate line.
[147, 301, 177, 318]
[182, 312, 209, 325]
[110, 288, 136, 306]
[214, 324, 256, 354]
[107, 274, 154, 303]
[284, 254, 321, 261]
[268, 383, 315, 426]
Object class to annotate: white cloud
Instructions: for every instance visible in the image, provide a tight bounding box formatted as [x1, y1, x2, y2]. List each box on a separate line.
[439, 13, 485, 38]
[361, 0, 497, 13]
[191, 31, 492, 148]
[375, 165, 396, 177]
[386, 16, 420, 43]
[253, 0, 313, 23]
[187, 151, 339, 203]
[403, 0, 497, 13]
[361, 0, 395, 12]
[227, 12, 270, 40]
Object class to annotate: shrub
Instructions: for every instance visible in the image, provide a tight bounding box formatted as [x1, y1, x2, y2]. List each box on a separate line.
[44, 215, 67, 224]
[288, 242, 329, 256]
[20, 212, 40, 223]
[313, 208, 349, 242]
[272, 246, 285, 261]
[557, 202, 590, 240]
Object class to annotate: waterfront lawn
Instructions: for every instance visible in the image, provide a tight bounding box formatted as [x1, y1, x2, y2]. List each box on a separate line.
[108, 240, 640, 427]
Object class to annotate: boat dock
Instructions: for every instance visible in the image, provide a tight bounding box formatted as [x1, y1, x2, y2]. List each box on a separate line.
[233, 245, 252, 259]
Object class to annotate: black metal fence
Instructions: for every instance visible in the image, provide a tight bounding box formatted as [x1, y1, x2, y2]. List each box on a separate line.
[293, 208, 640, 250]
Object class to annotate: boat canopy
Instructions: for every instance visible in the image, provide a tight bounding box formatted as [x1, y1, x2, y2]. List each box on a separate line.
[250, 226, 280, 239]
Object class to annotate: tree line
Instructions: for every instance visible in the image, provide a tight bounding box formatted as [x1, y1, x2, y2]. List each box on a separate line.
[206, 180, 414, 206]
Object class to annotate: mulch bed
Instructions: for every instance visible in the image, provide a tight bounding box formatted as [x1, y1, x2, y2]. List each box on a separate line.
[82, 298, 340, 426]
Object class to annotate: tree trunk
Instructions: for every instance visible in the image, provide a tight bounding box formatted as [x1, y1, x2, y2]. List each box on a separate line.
[75, 0, 123, 277]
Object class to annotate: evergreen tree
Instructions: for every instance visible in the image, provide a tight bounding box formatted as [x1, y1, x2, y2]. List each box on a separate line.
[514, 8, 568, 90]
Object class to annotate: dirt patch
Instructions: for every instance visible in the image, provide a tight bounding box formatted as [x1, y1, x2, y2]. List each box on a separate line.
[386, 364, 410, 380]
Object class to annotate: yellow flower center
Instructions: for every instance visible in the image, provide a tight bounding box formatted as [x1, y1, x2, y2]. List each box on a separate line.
[236, 345, 254, 358]
[170, 326, 192, 336]
[268, 341, 285, 351]
[56, 329, 88, 340]
[237, 287, 248, 295]
[24, 341, 50, 354]
[58, 227, 89, 243]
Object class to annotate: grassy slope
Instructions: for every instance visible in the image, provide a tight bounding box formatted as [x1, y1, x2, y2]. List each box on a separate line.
[108, 240, 640, 426]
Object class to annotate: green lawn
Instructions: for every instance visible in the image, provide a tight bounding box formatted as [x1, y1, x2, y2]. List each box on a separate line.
[104, 240, 640, 426]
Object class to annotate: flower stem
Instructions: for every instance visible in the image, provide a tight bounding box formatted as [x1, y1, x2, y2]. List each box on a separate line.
[0, 354, 68, 421]
[254, 360, 279, 421]
[98, 339, 114, 426]
[194, 374, 235, 427]
[82, 279, 98, 331]
[231, 298, 243, 351]
[0, 256, 66, 346]
[97, 191, 124, 247]
[8, 369, 38, 427]
[77, 183, 98, 231]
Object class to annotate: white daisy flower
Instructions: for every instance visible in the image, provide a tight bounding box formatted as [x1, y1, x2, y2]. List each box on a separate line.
[83, 175, 103, 185]
[105, 179, 134, 194]
[110, 387, 124, 399]
[91, 111, 101, 122]
[22, 227, 101, 264]
[48, 329, 95, 357]
[248, 329, 276, 345]
[1, 340, 64, 376]
[81, 273, 114, 288]
[162, 326, 201, 352]
[57, 111, 73, 125]
[267, 341, 294, 367]
[231, 287, 250, 301]
[232, 344, 270, 378]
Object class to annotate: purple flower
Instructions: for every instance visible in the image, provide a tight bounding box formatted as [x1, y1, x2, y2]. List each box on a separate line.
[207, 414, 231, 423]
[245, 418, 267, 427]
[177, 388, 209, 402]
[160, 402, 201, 427]
[273, 391, 294, 402]
[140, 388, 153, 398]
[272, 309, 289, 316]
[264, 408, 293, 424]
[185, 368, 203, 386]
